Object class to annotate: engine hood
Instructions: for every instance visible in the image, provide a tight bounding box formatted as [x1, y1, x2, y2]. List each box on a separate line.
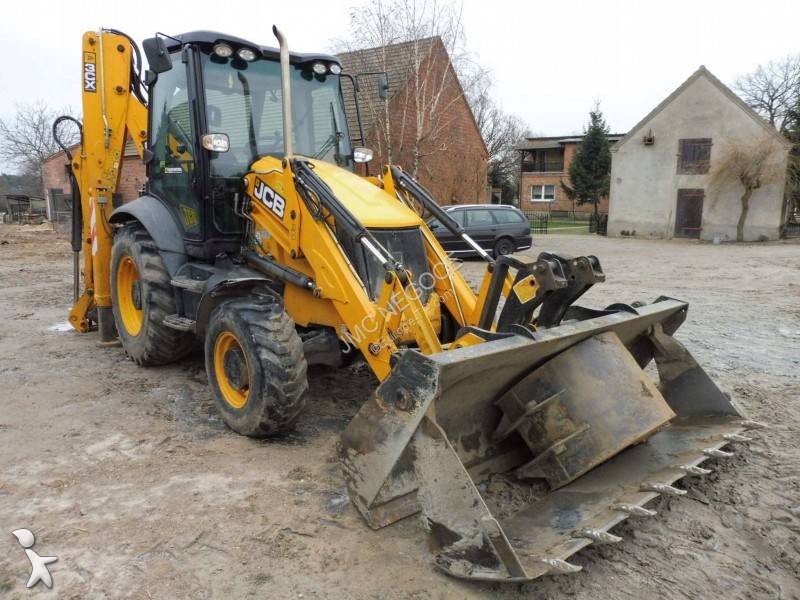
[250, 156, 423, 229]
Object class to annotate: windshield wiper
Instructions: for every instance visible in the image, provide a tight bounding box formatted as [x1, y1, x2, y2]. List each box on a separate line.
[313, 103, 343, 164]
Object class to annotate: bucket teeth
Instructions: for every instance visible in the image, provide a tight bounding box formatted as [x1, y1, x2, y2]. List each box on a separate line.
[614, 503, 657, 517]
[704, 448, 734, 458]
[741, 420, 768, 430]
[723, 433, 753, 443]
[680, 464, 712, 475]
[541, 557, 583, 574]
[575, 528, 622, 544]
[640, 483, 687, 496]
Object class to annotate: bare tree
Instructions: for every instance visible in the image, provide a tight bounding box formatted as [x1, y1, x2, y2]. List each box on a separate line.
[710, 134, 787, 241]
[734, 55, 800, 133]
[337, 0, 489, 201]
[0, 102, 79, 193]
[469, 83, 528, 202]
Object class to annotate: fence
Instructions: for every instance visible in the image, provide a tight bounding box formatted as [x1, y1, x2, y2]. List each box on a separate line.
[524, 211, 549, 234]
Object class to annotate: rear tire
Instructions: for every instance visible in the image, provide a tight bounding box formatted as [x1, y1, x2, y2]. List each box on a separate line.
[111, 224, 193, 365]
[493, 237, 514, 258]
[205, 297, 308, 437]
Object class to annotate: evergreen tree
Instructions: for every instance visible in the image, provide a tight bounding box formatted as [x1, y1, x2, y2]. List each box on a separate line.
[568, 105, 612, 215]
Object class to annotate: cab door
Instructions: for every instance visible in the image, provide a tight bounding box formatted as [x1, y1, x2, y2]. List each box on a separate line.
[147, 52, 203, 241]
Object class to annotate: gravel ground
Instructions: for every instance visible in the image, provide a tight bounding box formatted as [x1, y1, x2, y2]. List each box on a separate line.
[0, 224, 798, 599]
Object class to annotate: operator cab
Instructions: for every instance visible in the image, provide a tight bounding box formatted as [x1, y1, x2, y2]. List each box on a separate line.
[143, 31, 354, 261]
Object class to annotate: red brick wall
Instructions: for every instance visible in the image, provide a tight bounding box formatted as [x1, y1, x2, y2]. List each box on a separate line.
[361, 40, 489, 205]
[41, 149, 146, 204]
[519, 142, 609, 214]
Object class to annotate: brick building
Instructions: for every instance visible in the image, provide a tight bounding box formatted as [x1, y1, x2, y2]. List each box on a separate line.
[517, 134, 624, 214]
[41, 140, 145, 211]
[339, 37, 489, 204]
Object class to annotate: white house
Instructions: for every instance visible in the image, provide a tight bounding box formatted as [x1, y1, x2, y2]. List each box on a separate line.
[608, 66, 791, 241]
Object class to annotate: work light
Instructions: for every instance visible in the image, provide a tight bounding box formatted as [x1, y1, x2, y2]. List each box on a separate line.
[237, 47, 258, 61]
[213, 43, 233, 58]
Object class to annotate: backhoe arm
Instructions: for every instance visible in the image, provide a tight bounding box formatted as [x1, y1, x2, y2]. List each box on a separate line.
[67, 30, 147, 339]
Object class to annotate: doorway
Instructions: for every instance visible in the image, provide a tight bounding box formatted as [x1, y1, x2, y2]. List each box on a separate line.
[674, 189, 704, 238]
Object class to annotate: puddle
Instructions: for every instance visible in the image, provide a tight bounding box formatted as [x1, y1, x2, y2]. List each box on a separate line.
[48, 321, 73, 332]
[170, 385, 227, 439]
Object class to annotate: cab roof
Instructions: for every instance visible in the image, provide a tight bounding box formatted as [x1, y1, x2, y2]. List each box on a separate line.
[166, 31, 341, 66]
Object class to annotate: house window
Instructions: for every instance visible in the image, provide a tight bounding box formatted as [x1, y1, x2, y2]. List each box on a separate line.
[678, 138, 712, 174]
[530, 184, 556, 202]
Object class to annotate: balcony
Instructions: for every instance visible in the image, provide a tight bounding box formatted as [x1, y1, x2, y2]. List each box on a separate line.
[521, 161, 565, 173]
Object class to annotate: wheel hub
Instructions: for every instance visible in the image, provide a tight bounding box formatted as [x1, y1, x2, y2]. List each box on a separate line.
[223, 347, 248, 389]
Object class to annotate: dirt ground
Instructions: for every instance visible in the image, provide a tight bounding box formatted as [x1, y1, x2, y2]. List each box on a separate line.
[0, 224, 798, 599]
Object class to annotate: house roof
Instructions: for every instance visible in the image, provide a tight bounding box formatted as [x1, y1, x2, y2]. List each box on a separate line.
[337, 36, 486, 155]
[517, 134, 626, 152]
[338, 37, 439, 141]
[613, 65, 792, 152]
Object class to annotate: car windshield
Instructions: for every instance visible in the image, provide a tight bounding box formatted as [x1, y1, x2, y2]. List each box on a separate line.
[201, 50, 353, 177]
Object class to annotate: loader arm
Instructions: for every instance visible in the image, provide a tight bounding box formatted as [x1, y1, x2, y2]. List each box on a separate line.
[66, 30, 148, 338]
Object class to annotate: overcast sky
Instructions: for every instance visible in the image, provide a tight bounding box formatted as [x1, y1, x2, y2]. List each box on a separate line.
[1, 0, 798, 142]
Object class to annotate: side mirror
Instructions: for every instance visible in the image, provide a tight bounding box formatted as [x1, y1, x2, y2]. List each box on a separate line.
[201, 133, 230, 153]
[353, 147, 373, 163]
[377, 74, 389, 100]
[142, 37, 173, 74]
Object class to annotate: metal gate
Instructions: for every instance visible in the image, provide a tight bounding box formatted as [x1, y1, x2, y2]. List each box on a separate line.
[674, 189, 704, 239]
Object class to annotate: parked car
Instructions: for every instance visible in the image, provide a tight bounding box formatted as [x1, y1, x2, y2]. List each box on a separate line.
[426, 204, 532, 258]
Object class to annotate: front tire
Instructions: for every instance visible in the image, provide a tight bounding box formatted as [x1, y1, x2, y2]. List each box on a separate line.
[205, 297, 308, 437]
[111, 224, 193, 365]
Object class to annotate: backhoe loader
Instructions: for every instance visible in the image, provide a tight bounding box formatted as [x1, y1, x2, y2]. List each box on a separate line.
[54, 26, 760, 582]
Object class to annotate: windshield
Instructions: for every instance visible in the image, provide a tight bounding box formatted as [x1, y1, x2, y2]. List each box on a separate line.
[201, 51, 353, 177]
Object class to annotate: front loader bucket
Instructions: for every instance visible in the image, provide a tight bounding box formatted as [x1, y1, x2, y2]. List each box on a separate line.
[340, 298, 756, 582]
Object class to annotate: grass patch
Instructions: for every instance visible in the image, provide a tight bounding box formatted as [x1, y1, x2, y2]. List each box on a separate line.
[531, 219, 591, 235]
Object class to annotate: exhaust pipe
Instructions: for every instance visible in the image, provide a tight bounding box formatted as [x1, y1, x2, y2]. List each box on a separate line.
[272, 25, 293, 159]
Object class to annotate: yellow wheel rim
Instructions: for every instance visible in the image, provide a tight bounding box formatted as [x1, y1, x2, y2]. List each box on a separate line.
[117, 255, 143, 336]
[213, 331, 251, 409]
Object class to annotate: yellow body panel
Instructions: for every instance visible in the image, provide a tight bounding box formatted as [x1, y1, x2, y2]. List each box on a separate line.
[302, 160, 422, 228]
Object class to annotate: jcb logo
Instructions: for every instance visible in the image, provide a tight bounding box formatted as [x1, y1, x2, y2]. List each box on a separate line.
[84, 52, 97, 92]
[253, 179, 286, 219]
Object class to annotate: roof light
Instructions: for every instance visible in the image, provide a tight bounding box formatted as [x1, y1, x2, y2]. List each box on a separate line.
[329, 63, 342, 75]
[213, 43, 234, 58]
[237, 47, 258, 61]
[311, 61, 327, 75]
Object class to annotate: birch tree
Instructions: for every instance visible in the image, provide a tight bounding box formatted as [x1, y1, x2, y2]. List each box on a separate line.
[337, 0, 485, 186]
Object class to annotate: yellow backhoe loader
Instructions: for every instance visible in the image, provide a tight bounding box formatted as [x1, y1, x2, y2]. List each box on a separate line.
[54, 26, 760, 582]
